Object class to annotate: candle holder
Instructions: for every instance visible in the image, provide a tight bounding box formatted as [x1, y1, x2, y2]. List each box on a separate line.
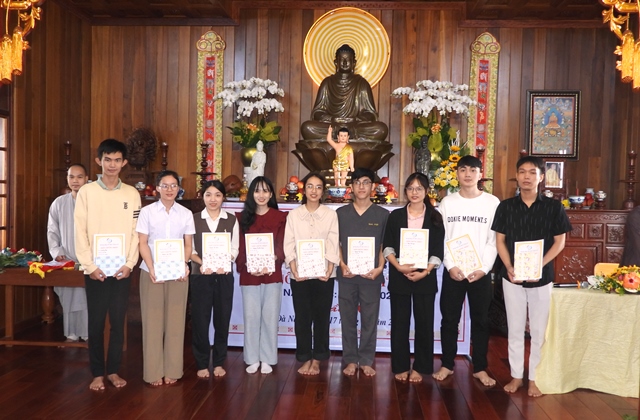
[160, 142, 168, 171]
[476, 145, 492, 191]
[621, 150, 639, 210]
[191, 142, 217, 197]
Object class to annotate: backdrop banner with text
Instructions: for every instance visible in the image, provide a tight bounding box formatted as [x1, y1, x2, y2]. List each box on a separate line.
[210, 202, 471, 354]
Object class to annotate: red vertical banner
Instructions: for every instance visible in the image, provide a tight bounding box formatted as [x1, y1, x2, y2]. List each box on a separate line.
[468, 33, 500, 193]
[196, 31, 225, 188]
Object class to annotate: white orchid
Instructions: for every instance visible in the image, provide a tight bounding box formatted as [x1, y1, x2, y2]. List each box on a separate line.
[391, 80, 475, 118]
[214, 78, 285, 120]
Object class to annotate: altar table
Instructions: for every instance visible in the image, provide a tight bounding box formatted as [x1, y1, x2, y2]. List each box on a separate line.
[0, 267, 125, 349]
[536, 288, 640, 398]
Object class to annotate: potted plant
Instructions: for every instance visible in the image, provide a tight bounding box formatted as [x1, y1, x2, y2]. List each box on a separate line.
[392, 80, 475, 193]
[214, 77, 285, 165]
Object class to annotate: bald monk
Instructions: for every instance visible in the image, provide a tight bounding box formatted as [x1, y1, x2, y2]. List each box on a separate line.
[301, 44, 388, 142]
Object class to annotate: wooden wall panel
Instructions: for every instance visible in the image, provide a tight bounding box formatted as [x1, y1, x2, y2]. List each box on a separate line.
[6, 2, 640, 326]
[3, 1, 91, 326]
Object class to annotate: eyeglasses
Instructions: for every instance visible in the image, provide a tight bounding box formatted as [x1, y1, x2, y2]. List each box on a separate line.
[353, 180, 372, 187]
[406, 187, 425, 193]
[306, 184, 324, 190]
[159, 184, 179, 190]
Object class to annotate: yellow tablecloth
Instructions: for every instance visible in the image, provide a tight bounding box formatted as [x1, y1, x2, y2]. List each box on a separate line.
[536, 288, 640, 398]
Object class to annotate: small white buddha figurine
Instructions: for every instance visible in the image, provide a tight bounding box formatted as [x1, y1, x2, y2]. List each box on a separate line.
[248, 140, 267, 185]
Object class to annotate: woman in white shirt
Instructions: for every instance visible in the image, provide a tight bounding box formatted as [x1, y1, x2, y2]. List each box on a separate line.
[189, 180, 239, 378]
[137, 170, 195, 386]
[283, 171, 339, 376]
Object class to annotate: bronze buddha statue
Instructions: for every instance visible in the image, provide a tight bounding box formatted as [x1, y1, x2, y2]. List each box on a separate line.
[301, 45, 388, 141]
[294, 44, 393, 174]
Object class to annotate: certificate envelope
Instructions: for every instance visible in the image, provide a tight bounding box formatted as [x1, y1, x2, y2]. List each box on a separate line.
[347, 237, 375, 275]
[296, 239, 325, 278]
[514, 239, 544, 281]
[202, 232, 232, 272]
[446, 234, 482, 278]
[93, 233, 126, 277]
[245, 233, 275, 273]
[154, 239, 185, 281]
[399, 228, 430, 269]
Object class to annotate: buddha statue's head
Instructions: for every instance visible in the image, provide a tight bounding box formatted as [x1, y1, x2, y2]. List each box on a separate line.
[335, 44, 356, 74]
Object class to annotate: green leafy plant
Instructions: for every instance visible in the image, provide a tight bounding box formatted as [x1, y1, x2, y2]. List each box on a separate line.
[0, 247, 42, 273]
[229, 118, 281, 148]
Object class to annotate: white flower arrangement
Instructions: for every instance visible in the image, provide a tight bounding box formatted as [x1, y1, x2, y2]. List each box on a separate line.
[214, 77, 285, 119]
[391, 80, 476, 117]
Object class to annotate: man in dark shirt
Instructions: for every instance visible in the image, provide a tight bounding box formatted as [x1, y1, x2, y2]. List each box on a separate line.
[491, 156, 572, 397]
[336, 167, 388, 376]
[621, 205, 640, 265]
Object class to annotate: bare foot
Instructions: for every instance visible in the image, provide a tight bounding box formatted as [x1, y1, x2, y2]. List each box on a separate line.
[432, 367, 454, 381]
[164, 377, 177, 385]
[107, 373, 127, 388]
[504, 378, 523, 393]
[528, 380, 543, 397]
[148, 379, 163, 387]
[89, 376, 105, 391]
[343, 363, 358, 376]
[213, 366, 226, 377]
[297, 360, 312, 375]
[307, 360, 320, 375]
[473, 371, 496, 387]
[409, 370, 423, 383]
[360, 365, 376, 376]
[395, 371, 409, 382]
[197, 369, 210, 379]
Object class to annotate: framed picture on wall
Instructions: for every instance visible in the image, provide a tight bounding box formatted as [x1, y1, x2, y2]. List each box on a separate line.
[526, 90, 580, 159]
[544, 161, 564, 189]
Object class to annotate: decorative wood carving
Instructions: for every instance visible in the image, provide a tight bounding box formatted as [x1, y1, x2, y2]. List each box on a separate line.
[587, 223, 603, 239]
[607, 224, 626, 243]
[555, 210, 629, 283]
[570, 224, 585, 239]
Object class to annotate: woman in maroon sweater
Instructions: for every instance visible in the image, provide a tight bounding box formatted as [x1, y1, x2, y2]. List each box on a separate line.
[236, 176, 287, 374]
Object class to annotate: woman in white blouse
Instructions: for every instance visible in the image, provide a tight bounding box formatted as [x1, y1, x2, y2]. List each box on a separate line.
[283, 171, 339, 376]
[137, 170, 195, 386]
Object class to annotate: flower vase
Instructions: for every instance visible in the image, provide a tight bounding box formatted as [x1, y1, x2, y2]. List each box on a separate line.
[240, 147, 257, 167]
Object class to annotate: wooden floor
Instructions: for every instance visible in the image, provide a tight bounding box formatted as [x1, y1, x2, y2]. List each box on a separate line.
[0, 321, 637, 420]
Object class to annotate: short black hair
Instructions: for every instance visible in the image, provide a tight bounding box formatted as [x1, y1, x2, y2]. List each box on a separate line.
[97, 139, 127, 160]
[338, 127, 350, 136]
[155, 170, 180, 186]
[200, 179, 226, 197]
[457, 155, 482, 170]
[516, 156, 545, 174]
[351, 167, 375, 183]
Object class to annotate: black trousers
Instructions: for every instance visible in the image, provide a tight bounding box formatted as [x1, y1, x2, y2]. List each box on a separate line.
[84, 275, 130, 378]
[190, 273, 234, 370]
[290, 278, 335, 362]
[389, 291, 435, 374]
[439, 270, 492, 373]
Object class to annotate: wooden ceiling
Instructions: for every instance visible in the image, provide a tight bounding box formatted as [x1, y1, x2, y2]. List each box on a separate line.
[48, 0, 605, 26]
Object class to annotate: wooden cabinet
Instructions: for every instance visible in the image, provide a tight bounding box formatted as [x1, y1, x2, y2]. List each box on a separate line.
[555, 210, 628, 284]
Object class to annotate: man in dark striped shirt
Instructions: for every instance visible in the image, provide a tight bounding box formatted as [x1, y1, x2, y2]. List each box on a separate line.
[491, 156, 572, 398]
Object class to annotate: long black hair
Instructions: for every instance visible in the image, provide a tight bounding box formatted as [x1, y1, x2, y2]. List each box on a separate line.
[404, 172, 442, 226]
[239, 176, 279, 233]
